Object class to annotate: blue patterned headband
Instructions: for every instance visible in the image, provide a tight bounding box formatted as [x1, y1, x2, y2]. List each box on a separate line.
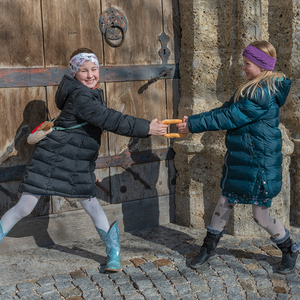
[69, 53, 99, 77]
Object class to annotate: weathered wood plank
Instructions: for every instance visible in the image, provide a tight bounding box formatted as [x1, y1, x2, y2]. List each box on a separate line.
[41, 0, 103, 66]
[100, 64, 179, 82]
[46, 86, 60, 120]
[0, 0, 43, 67]
[0, 179, 51, 220]
[0, 87, 46, 167]
[0, 67, 70, 88]
[110, 161, 171, 204]
[166, 79, 180, 120]
[168, 159, 176, 195]
[96, 83, 110, 158]
[166, 79, 181, 146]
[106, 80, 168, 156]
[95, 168, 111, 205]
[102, 0, 163, 65]
[0, 166, 26, 183]
[0, 180, 21, 218]
[0, 195, 175, 253]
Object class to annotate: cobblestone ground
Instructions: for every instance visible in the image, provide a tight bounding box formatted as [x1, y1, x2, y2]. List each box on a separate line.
[0, 223, 300, 300]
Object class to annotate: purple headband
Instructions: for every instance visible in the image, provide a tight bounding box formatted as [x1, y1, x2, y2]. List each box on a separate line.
[243, 44, 276, 71]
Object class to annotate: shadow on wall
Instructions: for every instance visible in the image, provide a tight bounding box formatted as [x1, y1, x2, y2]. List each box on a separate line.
[0, 100, 47, 211]
[121, 137, 161, 232]
[0, 100, 55, 247]
[0, 99, 46, 169]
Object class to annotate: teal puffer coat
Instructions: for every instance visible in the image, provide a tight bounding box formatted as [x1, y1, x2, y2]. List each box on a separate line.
[188, 78, 292, 198]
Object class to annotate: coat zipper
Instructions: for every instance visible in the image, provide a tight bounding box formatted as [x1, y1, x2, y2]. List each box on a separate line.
[221, 152, 229, 190]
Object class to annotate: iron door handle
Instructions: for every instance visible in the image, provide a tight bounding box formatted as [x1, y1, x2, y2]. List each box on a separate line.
[100, 8, 127, 48]
[104, 23, 125, 48]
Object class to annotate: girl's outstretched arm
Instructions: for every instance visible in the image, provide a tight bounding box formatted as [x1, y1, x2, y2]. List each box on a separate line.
[149, 119, 168, 136]
[177, 116, 190, 133]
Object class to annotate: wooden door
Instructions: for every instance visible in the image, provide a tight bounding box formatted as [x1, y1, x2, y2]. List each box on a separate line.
[0, 0, 180, 237]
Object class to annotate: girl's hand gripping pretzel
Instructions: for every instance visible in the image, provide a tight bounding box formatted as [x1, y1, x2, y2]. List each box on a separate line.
[161, 119, 188, 138]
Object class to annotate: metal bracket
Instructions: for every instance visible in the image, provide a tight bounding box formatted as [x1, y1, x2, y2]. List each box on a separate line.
[0, 64, 179, 88]
[121, 166, 151, 190]
[158, 32, 171, 64]
[138, 68, 172, 94]
[100, 8, 127, 47]
[95, 179, 112, 197]
[64, 197, 79, 208]
[0, 126, 29, 165]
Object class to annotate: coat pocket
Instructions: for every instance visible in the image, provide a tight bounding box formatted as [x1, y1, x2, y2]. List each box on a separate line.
[245, 133, 256, 158]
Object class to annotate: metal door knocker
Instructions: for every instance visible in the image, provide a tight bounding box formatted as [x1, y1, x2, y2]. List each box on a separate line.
[100, 8, 127, 47]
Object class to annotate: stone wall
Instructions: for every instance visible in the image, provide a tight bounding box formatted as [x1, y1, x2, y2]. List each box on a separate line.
[175, 0, 300, 236]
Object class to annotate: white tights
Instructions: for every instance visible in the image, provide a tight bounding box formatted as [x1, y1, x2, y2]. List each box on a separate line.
[1, 192, 110, 233]
[210, 195, 286, 239]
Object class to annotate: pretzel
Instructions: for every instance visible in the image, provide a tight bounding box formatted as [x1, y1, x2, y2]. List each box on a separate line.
[161, 119, 183, 125]
[161, 119, 188, 138]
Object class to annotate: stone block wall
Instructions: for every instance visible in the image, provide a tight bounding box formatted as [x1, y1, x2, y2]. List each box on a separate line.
[175, 0, 300, 236]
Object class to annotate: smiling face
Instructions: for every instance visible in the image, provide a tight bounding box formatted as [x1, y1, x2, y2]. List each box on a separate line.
[75, 60, 99, 88]
[242, 56, 263, 81]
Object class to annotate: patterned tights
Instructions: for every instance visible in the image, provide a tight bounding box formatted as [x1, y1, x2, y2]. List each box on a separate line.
[210, 195, 286, 239]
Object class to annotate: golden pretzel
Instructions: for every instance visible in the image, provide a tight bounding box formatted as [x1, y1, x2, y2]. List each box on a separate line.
[162, 119, 188, 138]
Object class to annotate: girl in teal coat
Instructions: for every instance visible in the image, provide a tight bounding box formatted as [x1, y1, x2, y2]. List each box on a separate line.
[177, 41, 299, 274]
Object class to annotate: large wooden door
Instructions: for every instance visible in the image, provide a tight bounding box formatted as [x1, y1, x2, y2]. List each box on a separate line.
[0, 0, 180, 246]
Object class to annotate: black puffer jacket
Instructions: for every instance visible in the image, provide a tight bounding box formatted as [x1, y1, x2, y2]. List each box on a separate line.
[20, 75, 150, 197]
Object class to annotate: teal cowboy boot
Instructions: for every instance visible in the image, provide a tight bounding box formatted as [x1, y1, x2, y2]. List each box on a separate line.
[0, 220, 10, 244]
[96, 221, 121, 272]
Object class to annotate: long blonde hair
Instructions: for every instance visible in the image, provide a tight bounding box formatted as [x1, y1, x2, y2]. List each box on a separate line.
[234, 41, 285, 102]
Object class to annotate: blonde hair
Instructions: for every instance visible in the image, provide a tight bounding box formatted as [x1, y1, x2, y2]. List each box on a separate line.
[234, 41, 285, 102]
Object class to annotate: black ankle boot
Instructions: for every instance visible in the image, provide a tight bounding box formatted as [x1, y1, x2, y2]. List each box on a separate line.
[190, 228, 223, 269]
[276, 237, 299, 275]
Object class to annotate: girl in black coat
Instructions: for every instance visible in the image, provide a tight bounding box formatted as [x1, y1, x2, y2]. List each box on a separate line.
[0, 48, 168, 272]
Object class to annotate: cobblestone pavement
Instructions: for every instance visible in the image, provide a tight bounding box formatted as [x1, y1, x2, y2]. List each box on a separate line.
[0, 223, 300, 300]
